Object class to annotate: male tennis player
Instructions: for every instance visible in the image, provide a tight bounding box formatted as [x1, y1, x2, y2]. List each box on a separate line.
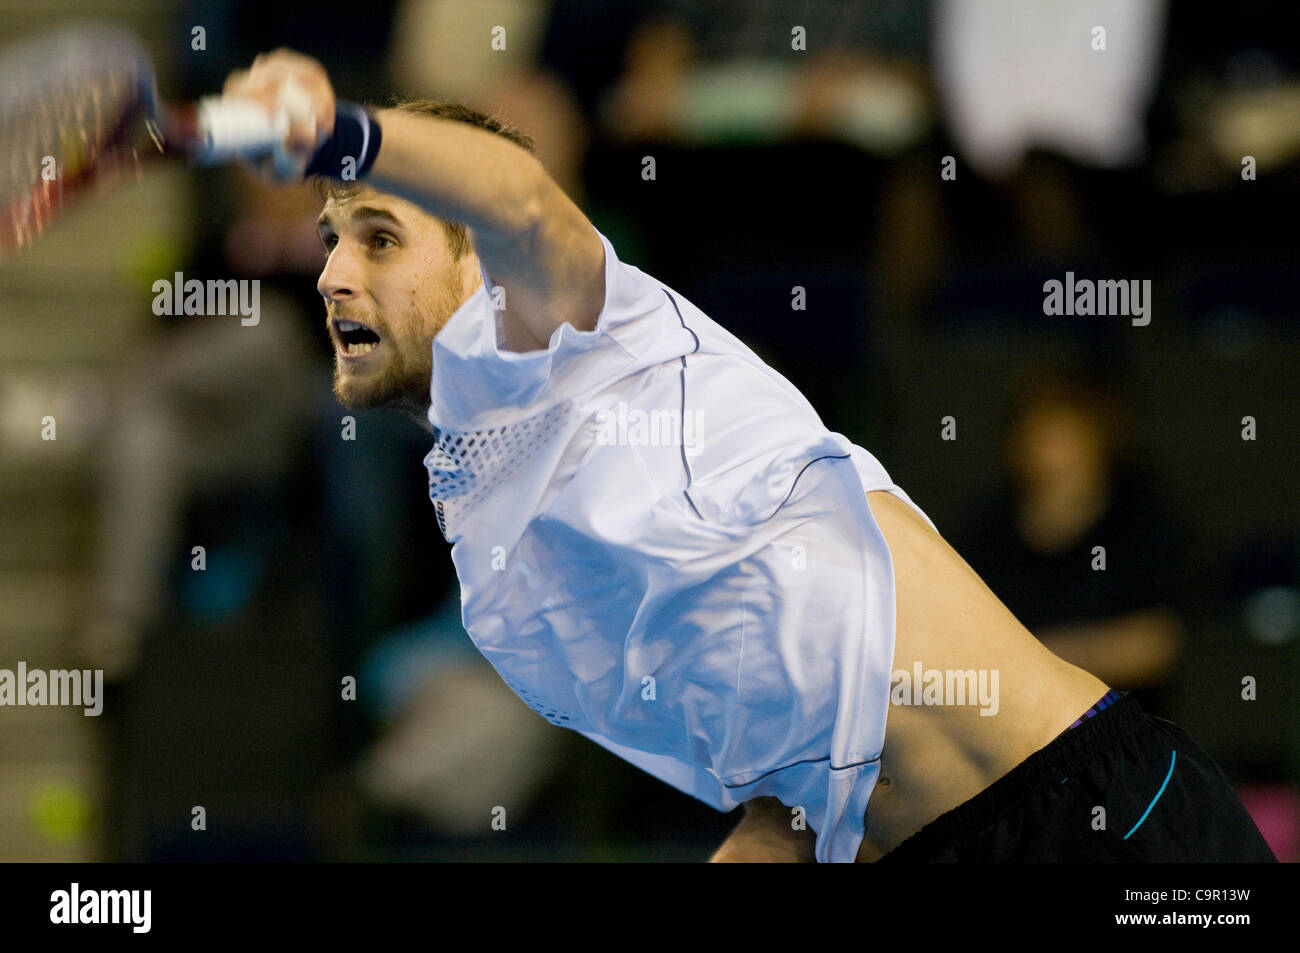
[222, 50, 1274, 862]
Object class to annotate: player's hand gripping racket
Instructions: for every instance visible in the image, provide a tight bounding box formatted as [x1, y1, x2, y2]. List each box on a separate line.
[0, 22, 315, 258]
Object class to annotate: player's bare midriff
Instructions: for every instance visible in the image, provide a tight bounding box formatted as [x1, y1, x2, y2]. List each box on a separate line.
[853, 490, 1109, 862]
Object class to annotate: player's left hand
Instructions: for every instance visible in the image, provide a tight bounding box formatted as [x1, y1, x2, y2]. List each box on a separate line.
[221, 48, 336, 180]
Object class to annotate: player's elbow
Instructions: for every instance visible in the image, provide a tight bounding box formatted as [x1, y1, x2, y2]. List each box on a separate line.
[511, 154, 552, 241]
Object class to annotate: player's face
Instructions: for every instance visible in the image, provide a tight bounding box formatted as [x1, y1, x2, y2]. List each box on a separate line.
[316, 186, 480, 417]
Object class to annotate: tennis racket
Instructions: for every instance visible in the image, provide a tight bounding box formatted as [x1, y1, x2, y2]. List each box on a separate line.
[0, 22, 312, 258]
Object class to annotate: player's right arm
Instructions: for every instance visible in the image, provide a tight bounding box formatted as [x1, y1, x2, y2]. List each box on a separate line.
[366, 107, 606, 352]
[221, 49, 605, 354]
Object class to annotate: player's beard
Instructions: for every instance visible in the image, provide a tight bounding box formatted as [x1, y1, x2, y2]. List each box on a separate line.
[331, 273, 462, 419]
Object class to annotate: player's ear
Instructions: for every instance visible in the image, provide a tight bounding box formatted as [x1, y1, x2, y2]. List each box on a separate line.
[458, 249, 483, 300]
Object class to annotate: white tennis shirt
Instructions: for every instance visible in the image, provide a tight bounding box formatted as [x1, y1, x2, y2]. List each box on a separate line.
[425, 226, 937, 862]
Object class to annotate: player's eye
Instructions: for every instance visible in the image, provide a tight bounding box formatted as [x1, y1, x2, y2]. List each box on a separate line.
[372, 233, 395, 251]
[321, 234, 338, 252]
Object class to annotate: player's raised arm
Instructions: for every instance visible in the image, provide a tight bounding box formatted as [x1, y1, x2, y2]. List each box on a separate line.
[223, 49, 605, 352]
[365, 107, 605, 350]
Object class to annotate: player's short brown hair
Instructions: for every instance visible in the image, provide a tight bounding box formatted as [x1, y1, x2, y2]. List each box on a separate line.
[308, 98, 536, 259]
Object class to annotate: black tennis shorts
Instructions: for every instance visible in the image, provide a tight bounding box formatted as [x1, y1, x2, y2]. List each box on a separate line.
[878, 691, 1277, 862]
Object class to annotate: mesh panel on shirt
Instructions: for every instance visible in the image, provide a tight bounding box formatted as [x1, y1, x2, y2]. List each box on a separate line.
[426, 402, 582, 541]
[503, 674, 574, 726]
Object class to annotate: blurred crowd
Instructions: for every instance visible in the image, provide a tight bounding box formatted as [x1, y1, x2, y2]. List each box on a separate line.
[56, 0, 1300, 861]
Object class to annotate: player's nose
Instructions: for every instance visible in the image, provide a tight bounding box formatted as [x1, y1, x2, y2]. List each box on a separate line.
[317, 239, 362, 301]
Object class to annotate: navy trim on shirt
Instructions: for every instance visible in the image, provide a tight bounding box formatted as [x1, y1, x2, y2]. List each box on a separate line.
[661, 288, 704, 520]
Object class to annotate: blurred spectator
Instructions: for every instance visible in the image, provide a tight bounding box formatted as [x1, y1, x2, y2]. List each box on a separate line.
[389, 0, 589, 199]
[599, 0, 934, 153]
[353, 596, 567, 838]
[928, 1, 1168, 276]
[80, 286, 320, 683]
[78, 281, 336, 860]
[952, 364, 1186, 715]
[934, 0, 1167, 178]
[1148, 0, 1300, 190]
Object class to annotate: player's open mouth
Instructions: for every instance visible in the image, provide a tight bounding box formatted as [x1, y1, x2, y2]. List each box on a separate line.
[334, 318, 383, 358]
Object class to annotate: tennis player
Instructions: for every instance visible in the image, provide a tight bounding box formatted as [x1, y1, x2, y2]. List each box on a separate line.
[222, 50, 1275, 862]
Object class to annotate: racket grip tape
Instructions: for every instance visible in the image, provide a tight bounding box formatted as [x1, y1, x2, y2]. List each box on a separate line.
[195, 96, 290, 164]
[304, 102, 383, 182]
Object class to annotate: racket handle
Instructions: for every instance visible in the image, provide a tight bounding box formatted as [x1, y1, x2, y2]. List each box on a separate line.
[194, 95, 290, 165]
